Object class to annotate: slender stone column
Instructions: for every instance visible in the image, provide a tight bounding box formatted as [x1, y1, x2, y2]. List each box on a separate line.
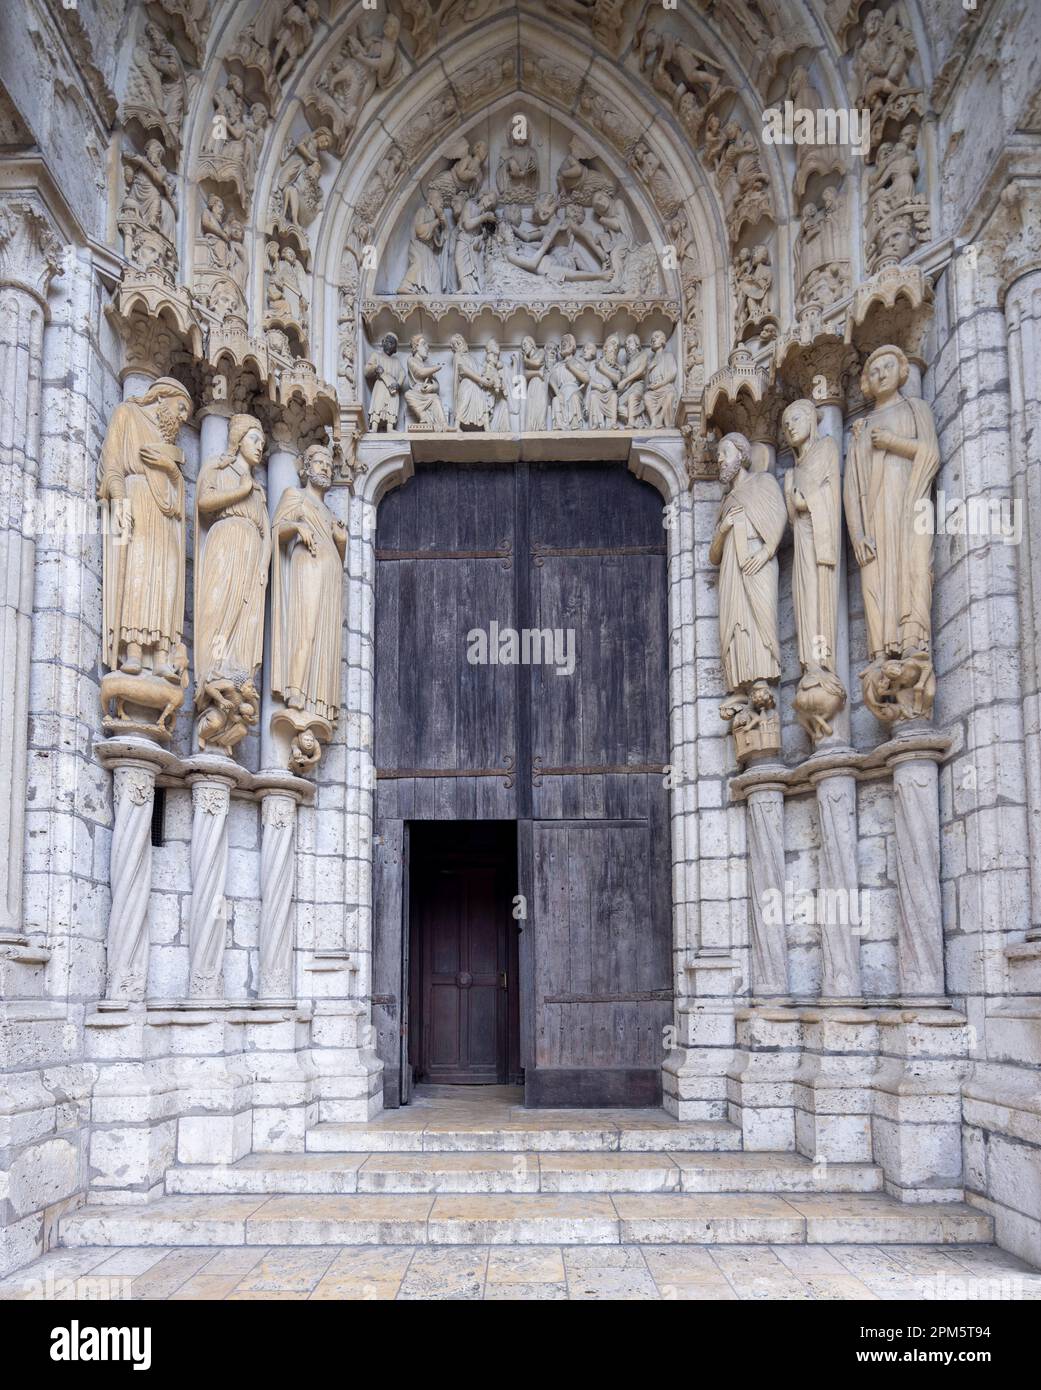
[186, 757, 239, 1002]
[95, 738, 175, 1006]
[198, 404, 231, 465]
[0, 197, 62, 941]
[1005, 264, 1041, 936]
[744, 774, 789, 998]
[809, 763, 862, 998]
[260, 437, 301, 769]
[887, 733, 947, 999]
[256, 774, 310, 1003]
[815, 397, 852, 746]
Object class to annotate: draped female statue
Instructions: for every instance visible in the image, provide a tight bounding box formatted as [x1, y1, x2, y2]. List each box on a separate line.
[709, 431, 787, 757]
[270, 445, 347, 769]
[193, 415, 270, 752]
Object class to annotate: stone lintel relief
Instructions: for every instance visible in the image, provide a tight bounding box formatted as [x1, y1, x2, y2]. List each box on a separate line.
[358, 326, 683, 434]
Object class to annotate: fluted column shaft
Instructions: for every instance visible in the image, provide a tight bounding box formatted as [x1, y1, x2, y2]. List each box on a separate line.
[103, 761, 155, 1000]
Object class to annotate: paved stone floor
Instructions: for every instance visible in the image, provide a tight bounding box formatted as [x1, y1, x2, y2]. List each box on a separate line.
[2, 1242, 1039, 1300]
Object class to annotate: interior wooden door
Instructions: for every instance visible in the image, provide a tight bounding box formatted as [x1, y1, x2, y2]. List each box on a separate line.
[413, 853, 509, 1084]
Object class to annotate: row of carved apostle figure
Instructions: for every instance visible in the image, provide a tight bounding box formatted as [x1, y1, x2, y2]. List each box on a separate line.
[711, 344, 940, 755]
[97, 379, 346, 772]
[365, 329, 681, 433]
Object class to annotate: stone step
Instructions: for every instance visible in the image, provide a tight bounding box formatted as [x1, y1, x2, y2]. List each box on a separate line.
[304, 1116, 742, 1154]
[165, 1150, 883, 1196]
[60, 1191, 992, 1249]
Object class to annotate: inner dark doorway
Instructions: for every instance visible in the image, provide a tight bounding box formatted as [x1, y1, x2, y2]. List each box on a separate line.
[408, 821, 520, 1087]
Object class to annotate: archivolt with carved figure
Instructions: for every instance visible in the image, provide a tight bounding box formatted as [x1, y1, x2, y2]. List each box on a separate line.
[2, 0, 1040, 1299]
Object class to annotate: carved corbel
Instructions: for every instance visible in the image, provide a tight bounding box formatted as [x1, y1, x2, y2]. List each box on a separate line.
[682, 421, 717, 485]
[845, 262, 935, 370]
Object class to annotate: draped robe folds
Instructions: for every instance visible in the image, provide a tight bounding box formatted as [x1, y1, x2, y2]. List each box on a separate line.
[454, 350, 490, 428]
[523, 354, 549, 431]
[487, 360, 510, 431]
[398, 203, 443, 293]
[710, 470, 787, 691]
[193, 459, 270, 697]
[366, 350, 404, 427]
[270, 487, 344, 724]
[98, 400, 186, 670]
[843, 395, 939, 659]
[785, 437, 840, 670]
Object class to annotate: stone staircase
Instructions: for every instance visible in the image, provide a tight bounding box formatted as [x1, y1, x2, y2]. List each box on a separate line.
[59, 1088, 994, 1251]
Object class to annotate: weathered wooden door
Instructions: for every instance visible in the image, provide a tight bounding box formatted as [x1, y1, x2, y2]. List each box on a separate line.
[374, 463, 519, 1104]
[373, 459, 672, 1106]
[521, 462, 672, 1106]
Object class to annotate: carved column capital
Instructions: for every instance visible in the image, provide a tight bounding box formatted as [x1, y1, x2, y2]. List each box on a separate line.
[775, 329, 859, 410]
[0, 195, 64, 307]
[979, 179, 1041, 303]
[681, 422, 717, 484]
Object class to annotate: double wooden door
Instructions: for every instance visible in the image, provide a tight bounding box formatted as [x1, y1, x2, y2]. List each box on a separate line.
[373, 459, 672, 1106]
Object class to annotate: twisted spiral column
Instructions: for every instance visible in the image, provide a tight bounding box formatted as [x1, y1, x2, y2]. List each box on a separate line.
[258, 789, 298, 1002]
[104, 761, 156, 1003]
[187, 771, 234, 1002]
